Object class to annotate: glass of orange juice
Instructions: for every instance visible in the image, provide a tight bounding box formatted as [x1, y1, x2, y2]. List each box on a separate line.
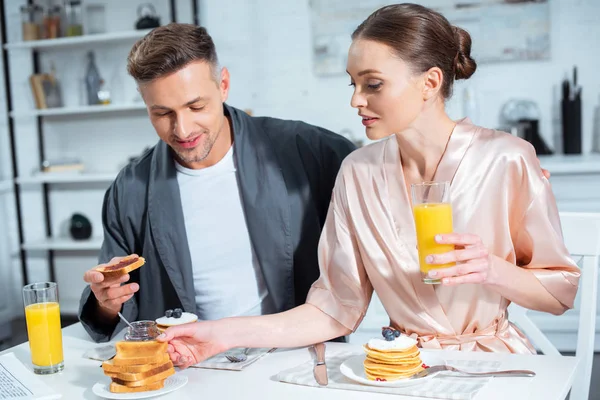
[22, 282, 64, 374]
[411, 181, 455, 284]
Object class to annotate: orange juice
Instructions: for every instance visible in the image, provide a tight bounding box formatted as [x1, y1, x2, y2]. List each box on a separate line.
[413, 203, 455, 281]
[25, 302, 63, 367]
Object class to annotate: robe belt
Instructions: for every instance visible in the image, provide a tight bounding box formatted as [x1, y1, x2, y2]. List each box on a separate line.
[401, 315, 509, 348]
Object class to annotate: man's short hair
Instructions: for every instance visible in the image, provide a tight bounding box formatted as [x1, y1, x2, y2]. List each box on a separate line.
[127, 23, 220, 84]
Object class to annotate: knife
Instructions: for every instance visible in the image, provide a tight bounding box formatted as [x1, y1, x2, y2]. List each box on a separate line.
[313, 342, 328, 386]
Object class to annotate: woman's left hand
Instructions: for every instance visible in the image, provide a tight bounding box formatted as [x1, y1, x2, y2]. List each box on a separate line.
[426, 233, 495, 285]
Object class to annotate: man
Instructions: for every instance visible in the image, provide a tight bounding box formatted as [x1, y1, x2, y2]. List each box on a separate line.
[79, 23, 356, 342]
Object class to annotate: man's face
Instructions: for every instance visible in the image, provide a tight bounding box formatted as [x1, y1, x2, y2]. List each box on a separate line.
[139, 61, 230, 168]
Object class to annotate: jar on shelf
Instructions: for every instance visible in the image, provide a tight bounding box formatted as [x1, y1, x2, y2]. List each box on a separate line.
[21, 4, 43, 41]
[64, 0, 83, 37]
[43, 5, 62, 39]
[123, 321, 161, 341]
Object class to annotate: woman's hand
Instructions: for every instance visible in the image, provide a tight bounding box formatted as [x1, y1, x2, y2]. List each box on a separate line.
[425, 233, 496, 285]
[157, 321, 230, 369]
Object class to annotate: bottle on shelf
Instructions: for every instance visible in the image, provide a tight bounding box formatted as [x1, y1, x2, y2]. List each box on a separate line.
[85, 52, 102, 105]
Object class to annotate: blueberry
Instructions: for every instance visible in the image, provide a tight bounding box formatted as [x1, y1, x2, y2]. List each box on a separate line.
[394, 330, 401, 338]
[381, 328, 392, 338]
[384, 333, 394, 342]
[165, 309, 173, 318]
[173, 308, 183, 318]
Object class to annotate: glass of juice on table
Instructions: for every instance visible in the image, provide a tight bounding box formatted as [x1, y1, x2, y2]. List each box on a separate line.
[22, 282, 64, 374]
[411, 181, 455, 284]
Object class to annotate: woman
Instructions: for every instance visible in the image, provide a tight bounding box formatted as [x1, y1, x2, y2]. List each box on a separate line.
[158, 3, 579, 366]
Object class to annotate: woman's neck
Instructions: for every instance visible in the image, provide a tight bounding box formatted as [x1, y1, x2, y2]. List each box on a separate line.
[395, 104, 456, 182]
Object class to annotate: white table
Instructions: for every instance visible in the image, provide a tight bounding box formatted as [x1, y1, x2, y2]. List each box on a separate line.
[0, 323, 578, 400]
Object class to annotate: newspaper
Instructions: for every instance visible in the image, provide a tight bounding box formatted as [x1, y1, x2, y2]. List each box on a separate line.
[0, 353, 61, 399]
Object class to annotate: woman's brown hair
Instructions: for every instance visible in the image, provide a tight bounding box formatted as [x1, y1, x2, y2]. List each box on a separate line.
[352, 3, 476, 98]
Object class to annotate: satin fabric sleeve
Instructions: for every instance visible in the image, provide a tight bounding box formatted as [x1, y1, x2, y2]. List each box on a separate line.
[512, 171, 580, 310]
[305, 172, 373, 331]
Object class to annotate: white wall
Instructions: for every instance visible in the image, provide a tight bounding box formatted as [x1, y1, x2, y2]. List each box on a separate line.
[2, 0, 599, 316]
[202, 0, 600, 152]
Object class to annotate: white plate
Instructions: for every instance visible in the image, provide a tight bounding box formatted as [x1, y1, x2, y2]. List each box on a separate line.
[340, 352, 445, 388]
[92, 375, 188, 399]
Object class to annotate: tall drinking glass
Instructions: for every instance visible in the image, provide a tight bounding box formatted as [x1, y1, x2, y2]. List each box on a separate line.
[22, 282, 64, 374]
[411, 182, 455, 284]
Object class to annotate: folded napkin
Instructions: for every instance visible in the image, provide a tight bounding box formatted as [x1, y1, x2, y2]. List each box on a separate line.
[191, 348, 275, 371]
[276, 351, 500, 400]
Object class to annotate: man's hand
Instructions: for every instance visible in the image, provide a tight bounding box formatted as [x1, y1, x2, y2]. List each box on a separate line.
[83, 256, 139, 319]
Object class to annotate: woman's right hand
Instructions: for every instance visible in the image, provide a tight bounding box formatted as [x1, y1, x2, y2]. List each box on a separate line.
[157, 322, 230, 369]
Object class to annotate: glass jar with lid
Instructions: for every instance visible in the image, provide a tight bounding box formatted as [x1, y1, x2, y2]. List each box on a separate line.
[21, 4, 43, 41]
[64, 0, 83, 37]
[43, 5, 62, 39]
[123, 321, 161, 341]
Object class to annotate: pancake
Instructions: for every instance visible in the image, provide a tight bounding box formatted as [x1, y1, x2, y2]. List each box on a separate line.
[363, 334, 424, 381]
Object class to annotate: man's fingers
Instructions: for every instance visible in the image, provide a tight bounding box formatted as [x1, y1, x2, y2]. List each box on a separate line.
[83, 270, 104, 284]
[104, 283, 139, 300]
[101, 293, 134, 310]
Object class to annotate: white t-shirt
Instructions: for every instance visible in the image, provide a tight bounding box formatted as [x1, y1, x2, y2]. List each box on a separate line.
[175, 146, 275, 320]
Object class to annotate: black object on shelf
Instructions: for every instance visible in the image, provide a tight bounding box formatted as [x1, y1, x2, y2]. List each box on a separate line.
[69, 213, 92, 240]
[561, 66, 582, 154]
[135, 4, 161, 30]
[518, 118, 553, 155]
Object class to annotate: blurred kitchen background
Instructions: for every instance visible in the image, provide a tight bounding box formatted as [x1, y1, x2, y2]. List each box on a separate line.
[0, 0, 599, 396]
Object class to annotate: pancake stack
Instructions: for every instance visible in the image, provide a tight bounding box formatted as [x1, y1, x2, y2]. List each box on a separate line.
[363, 327, 424, 381]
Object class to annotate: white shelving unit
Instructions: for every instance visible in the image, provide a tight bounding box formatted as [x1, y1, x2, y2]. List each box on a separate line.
[4, 29, 153, 51]
[17, 173, 117, 185]
[22, 237, 103, 251]
[10, 103, 147, 118]
[1, 0, 196, 316]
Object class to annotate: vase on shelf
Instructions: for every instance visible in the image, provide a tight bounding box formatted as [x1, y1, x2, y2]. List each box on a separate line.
[85, 51, 102, 105]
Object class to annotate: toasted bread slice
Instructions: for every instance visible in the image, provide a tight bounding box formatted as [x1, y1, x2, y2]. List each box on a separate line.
[95, 255, 145, 279]
[112, 366, 175, 388]
[102, 353, 170, 374]
[115, 340, 167, 358]
[109, 379, 164, 393]
[105, 360, 173, 381]
[111, 341, 168, 366]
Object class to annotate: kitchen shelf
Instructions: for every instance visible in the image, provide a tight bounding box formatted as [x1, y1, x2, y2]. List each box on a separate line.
[22, 237, 103, 251]
[4, 29, 153, 51]
[10, 103, 147, 118]
[17, 173, 117, 185]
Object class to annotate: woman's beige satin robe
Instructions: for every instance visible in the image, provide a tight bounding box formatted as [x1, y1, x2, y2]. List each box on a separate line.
[306, 119, 580, 353]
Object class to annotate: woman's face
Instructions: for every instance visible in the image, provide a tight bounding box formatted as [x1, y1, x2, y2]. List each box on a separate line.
[347, 39, 425, 140]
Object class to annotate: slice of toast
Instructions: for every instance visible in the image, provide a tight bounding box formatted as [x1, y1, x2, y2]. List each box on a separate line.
[111, 366, 175, 388]
[109, 379, 164, 393]
[95, 255, 145, 279]
[111, 340, 168, 366]
[102, 353, 170, 374]
[105, 360, 173, 381]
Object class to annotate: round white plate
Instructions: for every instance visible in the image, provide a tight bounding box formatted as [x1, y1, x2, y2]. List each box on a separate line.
[92, 375, 188, 399]
[340, 352, 445, 388]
